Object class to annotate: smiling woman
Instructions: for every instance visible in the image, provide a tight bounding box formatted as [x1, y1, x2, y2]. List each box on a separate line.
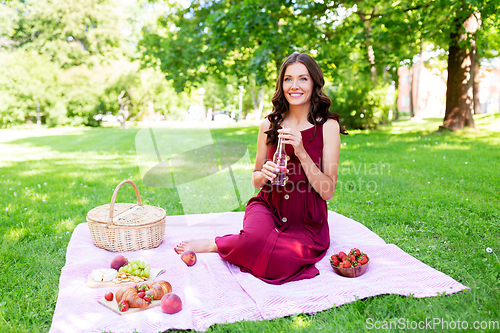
[175, 53, 349, 284]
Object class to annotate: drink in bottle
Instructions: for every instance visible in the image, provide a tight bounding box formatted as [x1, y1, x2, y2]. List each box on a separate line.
[271, 136, 288, 186]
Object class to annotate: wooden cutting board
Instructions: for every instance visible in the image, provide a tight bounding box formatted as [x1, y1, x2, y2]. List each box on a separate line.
[86, 268, 165, 288]
[98, 297, 161, 315]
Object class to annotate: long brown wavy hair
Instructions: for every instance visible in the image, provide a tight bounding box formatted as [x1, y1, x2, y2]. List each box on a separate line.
[265, 52, 347, 146]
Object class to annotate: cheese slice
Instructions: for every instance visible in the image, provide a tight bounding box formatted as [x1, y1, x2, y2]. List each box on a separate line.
[92, 268, 118, 282]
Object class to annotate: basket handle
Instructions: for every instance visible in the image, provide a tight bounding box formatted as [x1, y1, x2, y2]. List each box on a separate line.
[108, 180, 143, 223]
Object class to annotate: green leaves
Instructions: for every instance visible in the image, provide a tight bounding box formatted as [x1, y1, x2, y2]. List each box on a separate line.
[3, 0, 125, 68]
[140, 0, 308, 91]
[0, 50, 62, 125]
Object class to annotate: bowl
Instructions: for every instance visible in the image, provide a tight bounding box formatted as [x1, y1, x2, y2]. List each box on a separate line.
[331, 258, 370, 278]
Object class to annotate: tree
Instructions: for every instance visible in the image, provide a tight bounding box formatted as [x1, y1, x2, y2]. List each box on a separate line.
[393, 0, 500, 131]
[440, 11, 479, 131]
[0, 50, 63, 126]
[140, 0, 396, 127]
[364, 0, 499, 130]
[138, 0, 500, 130]
[474, 9, 500, 114]
[0, 0, 186, 127]
[2, 0, 125, 68]
[140, 0, 318, 119]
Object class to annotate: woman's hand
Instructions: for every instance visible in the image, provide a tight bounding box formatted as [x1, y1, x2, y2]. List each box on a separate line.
[260, 160, 280, 182]
[278, 127, 306, 160]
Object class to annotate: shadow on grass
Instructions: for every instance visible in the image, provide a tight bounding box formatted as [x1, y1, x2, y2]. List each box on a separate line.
[5, 126, 260, 155]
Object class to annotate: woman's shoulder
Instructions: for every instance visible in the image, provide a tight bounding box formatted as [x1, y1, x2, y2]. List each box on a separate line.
[322, 118, 340, 134]
[260, 118, 271, 131]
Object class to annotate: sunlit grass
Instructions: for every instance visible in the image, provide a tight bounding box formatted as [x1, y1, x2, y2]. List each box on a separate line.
[0, 116, 499, 332]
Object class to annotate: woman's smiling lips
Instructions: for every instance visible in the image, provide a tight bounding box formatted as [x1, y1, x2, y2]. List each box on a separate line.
[289, 92, 303, 98]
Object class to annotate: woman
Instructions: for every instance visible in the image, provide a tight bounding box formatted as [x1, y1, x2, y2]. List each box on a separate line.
[175, 52, 347, 284]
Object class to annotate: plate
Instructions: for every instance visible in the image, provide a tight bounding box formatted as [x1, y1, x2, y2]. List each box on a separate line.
[98, 297, 161, 315]
[86, 268, 165, 288]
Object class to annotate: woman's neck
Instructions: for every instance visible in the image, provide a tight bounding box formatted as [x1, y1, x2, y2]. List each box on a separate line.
[284, 103, 311, 127]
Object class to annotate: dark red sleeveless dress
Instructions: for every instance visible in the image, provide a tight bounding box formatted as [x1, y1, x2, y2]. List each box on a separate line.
[215, 124, 329, 285]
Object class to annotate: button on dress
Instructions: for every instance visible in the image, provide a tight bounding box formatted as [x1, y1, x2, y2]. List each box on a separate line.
[215, 124, 330, 285]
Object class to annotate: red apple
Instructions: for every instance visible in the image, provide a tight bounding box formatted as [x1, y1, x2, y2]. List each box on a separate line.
[160, 293, 182, 314]
[180, 250, 197, 266]
[110, 255, 128, 271]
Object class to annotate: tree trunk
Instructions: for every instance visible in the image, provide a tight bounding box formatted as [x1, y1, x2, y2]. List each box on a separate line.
[409, 65, 415, 118]
[414, 38, 424, 119]
[394, 67, 400, 120]
[257, 87, 265, 119]
[251, 86, 266, 120]
[440, 13, 479, 131]
[471, 40, 481, 115]
[358, 8, 378, 83]
[251, 86, 258, 112]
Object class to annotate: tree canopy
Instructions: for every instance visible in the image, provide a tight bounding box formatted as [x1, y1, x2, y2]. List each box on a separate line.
[1, 0, 499, 129]
[0, 0, 196, 126]
[140, 0, 500, 130]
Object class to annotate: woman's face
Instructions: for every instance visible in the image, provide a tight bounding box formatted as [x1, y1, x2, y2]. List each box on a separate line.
[282, 62, 313, 108]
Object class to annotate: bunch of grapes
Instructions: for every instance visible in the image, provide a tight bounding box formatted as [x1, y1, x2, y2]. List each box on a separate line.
[119, 259, 151, 277]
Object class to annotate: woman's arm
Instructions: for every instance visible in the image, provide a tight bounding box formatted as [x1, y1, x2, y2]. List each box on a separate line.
[252, 119, 280, 189]
[278, 119, 341, 200]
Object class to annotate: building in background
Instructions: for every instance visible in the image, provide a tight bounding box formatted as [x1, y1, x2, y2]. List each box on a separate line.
[479, 67, 500, 114]
[397, 65, 500, 118]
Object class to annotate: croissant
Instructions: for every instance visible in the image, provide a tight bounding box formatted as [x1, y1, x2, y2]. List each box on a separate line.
[115, 280, 172, 308]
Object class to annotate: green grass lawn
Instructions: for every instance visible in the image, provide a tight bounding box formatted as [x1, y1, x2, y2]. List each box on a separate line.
[0, 114, 499, 332]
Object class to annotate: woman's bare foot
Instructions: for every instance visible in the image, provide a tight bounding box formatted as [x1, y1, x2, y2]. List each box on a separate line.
[174, 238, 217, 254]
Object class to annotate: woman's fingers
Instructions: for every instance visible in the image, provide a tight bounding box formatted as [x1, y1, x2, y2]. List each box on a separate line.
[278, 128, 301, 146]
[278, 127, 306, 158]
[261, 161, 279, 181]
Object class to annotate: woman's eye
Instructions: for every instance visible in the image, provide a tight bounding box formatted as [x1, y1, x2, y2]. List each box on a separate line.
[300, 78, 307, 81]
[284, 78, 291, 82]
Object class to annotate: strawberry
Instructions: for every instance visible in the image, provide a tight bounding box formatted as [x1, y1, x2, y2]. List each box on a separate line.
[350, 254, 356, 262]
[338, 262, 344, 268]
[359, 255, 368, 265]
[144, 295, 152, 304]
[343, 260, 351, 268]
[104, 292, 113, 301]
[330, 255, 340, 267]
[138, 291, 145, 298]
[118, 300, 129, 312]
[352, 248, 361, 257]
[338, 251, 347, 261]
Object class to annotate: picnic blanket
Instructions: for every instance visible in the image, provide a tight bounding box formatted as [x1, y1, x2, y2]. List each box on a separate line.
[49, 211, 469, 333]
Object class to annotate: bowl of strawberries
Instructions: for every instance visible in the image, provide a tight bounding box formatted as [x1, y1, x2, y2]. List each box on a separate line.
[330, 248, 369, 278]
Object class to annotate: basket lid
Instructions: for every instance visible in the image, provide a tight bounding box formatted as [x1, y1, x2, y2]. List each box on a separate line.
[87, 203, 166, 227]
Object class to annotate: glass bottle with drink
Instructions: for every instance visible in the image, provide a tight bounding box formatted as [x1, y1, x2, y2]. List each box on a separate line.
[271, 136, 288, 186]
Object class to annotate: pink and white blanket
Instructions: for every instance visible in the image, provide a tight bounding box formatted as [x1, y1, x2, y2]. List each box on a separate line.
[50, 211, 468, 332]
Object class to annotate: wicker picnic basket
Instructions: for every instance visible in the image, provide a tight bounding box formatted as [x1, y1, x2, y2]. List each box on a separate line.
[86, 180, 166, 252]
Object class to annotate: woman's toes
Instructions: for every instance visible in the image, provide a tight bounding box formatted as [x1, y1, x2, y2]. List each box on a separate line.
[174, 245, 183, 254]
